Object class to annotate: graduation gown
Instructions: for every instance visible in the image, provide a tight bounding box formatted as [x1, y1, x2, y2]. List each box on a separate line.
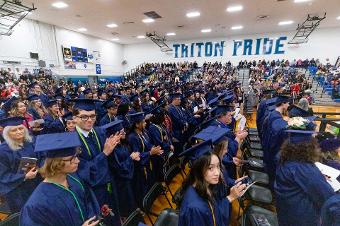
[127, 131, 154, 207]
[274, 162, 335, 226]
[256, 99, 268, 140]
[100, 114, 115, 126]
[167, 104, 187, 141]
[116, 115, 131, 130]
[321, 194, 340, 226]
[20, 174, 100, 226]
[75, 127, 121, 226]
[261, 110, 288, 186]
[179, 186, 230, 226]
[108, 144, 137, 217]
[28, 108, 42, 120]
[43, 114, 65, 134]
[0, 142, 41, 213]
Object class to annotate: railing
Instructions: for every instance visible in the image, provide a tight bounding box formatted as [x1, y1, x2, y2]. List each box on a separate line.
[313, 112, 340, 136]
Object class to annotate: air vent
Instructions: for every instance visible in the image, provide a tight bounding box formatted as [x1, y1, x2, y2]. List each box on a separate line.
[111, 32, 119, 35]
[177, 25, 184, 28]
[277, 0, 287, 1]
[123, 21, 135, 24]
[144, 11, 162, 19]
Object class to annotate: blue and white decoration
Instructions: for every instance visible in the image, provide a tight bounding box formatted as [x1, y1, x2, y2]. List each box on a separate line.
[173, 36, 288, 58]
[96, 64, 101, 74]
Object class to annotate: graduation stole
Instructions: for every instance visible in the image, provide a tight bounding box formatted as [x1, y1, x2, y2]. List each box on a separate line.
[137, 131, 153, 178]
[76, 127, 101, 157]
[153, 124, 164, 142]
[47, 175, 85, 222]
[208, 201, 217, 226]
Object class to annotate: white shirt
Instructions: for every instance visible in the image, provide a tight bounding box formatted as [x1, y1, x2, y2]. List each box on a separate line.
[76, 126, 93, 138]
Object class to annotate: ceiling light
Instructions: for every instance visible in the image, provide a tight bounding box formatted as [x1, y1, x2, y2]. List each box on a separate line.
[337, 16, 340, 20]
[106, 23, 118, 28]
[112, 38, 119, 41]
[278, 20, 294, 26]
[226, 5, 243, 12]
[77, 28, 87, 32]
[166, 32, 176, 36]
[294, 0, 312, 3]
[137, 35, 145, 39]
[142, 18, 155, 23]
[201, 28, 211, 33]
[231, 25, 243, 30]
[52, 1, 68, 9]
[186, 11, 200, 18]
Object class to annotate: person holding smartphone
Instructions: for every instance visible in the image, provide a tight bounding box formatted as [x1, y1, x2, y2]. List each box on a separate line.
[0, 116, 40, 213]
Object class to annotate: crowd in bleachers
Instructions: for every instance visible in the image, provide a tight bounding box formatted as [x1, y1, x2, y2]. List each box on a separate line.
[0, 59, 339, 226]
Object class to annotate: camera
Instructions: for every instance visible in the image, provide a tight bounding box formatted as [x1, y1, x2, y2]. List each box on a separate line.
[240, 176, 252, 186]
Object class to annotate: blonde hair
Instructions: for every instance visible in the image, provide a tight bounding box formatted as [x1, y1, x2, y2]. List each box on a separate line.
[3, 125, 32, 151]
[39, 158, 66, 178]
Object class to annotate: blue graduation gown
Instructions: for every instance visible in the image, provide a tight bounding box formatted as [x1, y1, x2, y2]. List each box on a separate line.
[141, 102, 154, 113]
[0, 142, 41, 213]
[95, 101, 107, 124]
[274, 162, 335, 226]
[167, 104, 187, 141]
[256, 99, 268, 139]
[76, 127, 121, 226]
[38, 93, 49, 106]
[20, 174, 100, 226]
[261, 110, 287, 186]
[179, 186, 230, 226]
[43, 114, 65, 134]
[116, 115, 131, 130]
[127, 131, 153, 207]
[100, 114, 115, 126]
[28, 108, 41, 120]
[321, 194, 340, 226]
[108, 144, 136, 217]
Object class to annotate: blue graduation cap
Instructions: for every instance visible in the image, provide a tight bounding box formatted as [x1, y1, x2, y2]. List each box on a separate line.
[178, 139, 213, 161]
[62, 112, 73, 121]
[102, 100, 117, 109]
[168, 93, 182, 101]
[54, 94, 64, 100]
[2, 96, 17, 113]
[128, 112, 145, 124]
[211, 105, 233, 117]
[285, 130, 316, 144]
[266, 97, 278, 106]
[101, 120, 124, 137]
[0, 116, 25, 127]
[185, 90, 194, 98]
[34, 132, 81, 158]
[149, 105, 163, 115]
[72, 98, 97, 111]
[275, 95, 291, 105]
[45, 100, 58, 108]
[319, 137, 340, 152]
[83, 88, 92, 95]
[223, 94, 234, 103]
[27, 94, 40, 102]
[193, 126, 228, 144]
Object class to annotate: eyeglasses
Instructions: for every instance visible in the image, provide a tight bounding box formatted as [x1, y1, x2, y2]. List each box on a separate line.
[62, 150, 82, 163]
[76, 114, 97, 121]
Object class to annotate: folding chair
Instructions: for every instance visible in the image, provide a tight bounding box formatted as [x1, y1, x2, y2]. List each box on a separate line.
[154, 208, 178, 226]
[164, 164, 184, 199]
[122, 209, 145, 226]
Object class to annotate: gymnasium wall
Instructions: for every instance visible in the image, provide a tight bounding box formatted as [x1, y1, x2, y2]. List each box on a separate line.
[123, 27, 340, 71]
[0, 19, 124, 77]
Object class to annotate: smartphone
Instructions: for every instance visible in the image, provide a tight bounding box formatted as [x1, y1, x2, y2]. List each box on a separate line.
[18, 157, 37, 173]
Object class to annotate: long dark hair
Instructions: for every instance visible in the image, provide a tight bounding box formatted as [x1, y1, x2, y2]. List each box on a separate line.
[178, 153, 225, 207]
[280, 138, 321, 164]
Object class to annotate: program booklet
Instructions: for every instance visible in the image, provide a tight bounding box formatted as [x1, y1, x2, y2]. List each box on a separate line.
[315, 162, 340, 192]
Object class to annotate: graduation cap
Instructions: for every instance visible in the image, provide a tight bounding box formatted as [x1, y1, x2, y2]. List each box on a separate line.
[285, 130, 316, 144]
[128, 112, 145, 124]
[34, 132, 81, 158]
[71, 98, 98, 111]
[168, 93, 182, 101]
[97, 89, 106, 96]
[222, 94, 234, 103]
[184, 90, 194, 98]
[193, 126, 228, 144]
[178, 139, 213, 161]
[149, 105, 163, 115]
[54, 94, 64, 100]
[55, 87, 63, 95]
[83, 88, 92, 95]
[266, 97, 278, 106]
[275, 95, 291, 105]
[211, 105, 233, 117]
[319, 136, 340, 152]
[2, 96, 17, 113]
[0, 116, 25, 127]
[62, 112, 73, 121]
[45, 100, 58, 108]
[101, 120, 124, 137]
[102, 100, 117, 109]
[27, 94, 40, 102]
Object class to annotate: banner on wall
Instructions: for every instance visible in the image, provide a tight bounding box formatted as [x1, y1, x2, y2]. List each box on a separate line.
[172, 36, 288, 58]
[96, 64, 101, 74]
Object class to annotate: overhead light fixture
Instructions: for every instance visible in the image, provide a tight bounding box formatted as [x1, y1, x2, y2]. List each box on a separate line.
[112, 38, 119, 41]
[52, 1, 68, 9]
[278, 20, 294, 26]
[186, 11, 200, 18]
[78, 28, 87, 32]
[166, 32, 176, 36]
[106, 23, 118, 28]
[294, 0, 312, 3]
[231, 25, 243, 30]
[226, 5, 243, 12]
[337, 16, 340, 20]
[201, 28, 211, 33]
[137, 35, 145, 39]
[142, 18, 155, 23]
